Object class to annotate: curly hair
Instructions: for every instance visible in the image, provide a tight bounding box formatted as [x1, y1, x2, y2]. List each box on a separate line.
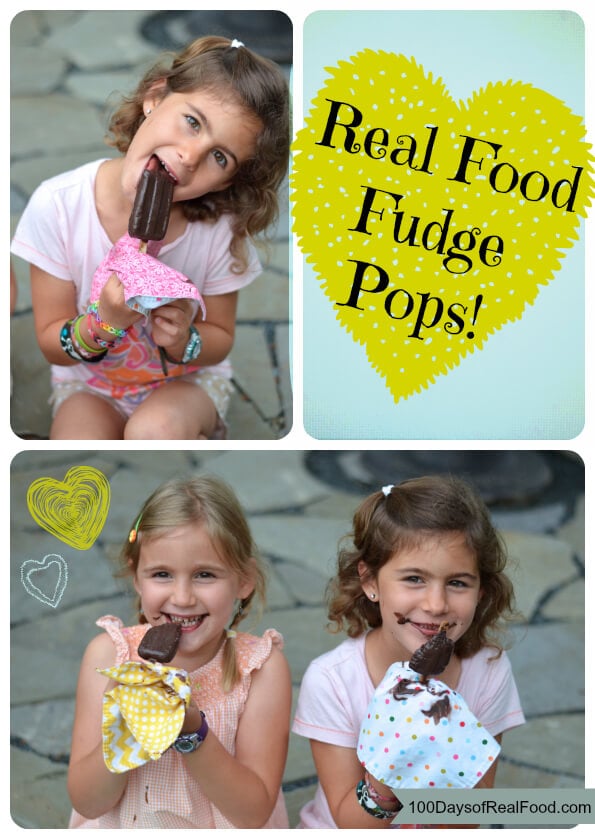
[326, 475, 517, 658]
[118, 474, 267, 691]
[105, 36, 290, 271]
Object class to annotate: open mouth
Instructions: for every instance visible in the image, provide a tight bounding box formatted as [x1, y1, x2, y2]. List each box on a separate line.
[149, 154, 178, 184]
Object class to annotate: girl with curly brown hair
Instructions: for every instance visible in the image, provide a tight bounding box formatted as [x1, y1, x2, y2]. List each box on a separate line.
[293, 475, 525, 828]
[12, 36, 290, 439]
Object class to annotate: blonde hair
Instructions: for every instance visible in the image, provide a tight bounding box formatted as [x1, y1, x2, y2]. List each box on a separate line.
[327, 475, 517, 658]
[119, 475, 266, 691]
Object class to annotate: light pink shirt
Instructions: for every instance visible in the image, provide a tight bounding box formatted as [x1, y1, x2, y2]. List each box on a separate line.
[11, 159, 261, 388]
[292, 634, 525, 828]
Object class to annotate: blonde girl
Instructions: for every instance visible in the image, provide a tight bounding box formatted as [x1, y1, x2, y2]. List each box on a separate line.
[68, 475, 291, 828]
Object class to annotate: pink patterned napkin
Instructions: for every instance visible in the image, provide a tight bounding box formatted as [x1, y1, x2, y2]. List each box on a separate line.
[91, 234, 206, 319]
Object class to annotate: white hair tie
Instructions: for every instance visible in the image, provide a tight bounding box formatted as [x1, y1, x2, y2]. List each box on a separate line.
[230, 39, 245, 49]
[382, 484, 394, 497]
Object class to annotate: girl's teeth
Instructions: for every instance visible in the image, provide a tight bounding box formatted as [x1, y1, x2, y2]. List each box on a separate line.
[170, 615, 200, 626]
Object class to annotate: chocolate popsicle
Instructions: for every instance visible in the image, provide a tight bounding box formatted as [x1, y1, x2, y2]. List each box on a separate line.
[409, 621, 455, 681]
[138, 622, 182, 663]
[128, 156, 174, 250]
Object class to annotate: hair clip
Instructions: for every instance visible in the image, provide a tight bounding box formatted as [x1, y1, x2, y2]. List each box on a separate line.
[230, 39, 244, 48]
[382, 485, 394, 497]
[226, 629, 237, 639]
[129, 513, 143, 543]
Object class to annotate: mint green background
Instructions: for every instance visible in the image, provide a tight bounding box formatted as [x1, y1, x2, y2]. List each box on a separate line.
[300, 11, 586, 440]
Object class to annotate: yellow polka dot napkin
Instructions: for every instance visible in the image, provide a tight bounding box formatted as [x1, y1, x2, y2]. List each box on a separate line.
[98, 660, 191, 773]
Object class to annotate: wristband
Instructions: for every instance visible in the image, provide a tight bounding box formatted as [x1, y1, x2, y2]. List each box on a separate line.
[86, 313, 120, 349]
[160, 325, 202, 366]
[73, 315, 105, 356]
[356, 779, 403, 820]
[60, 319, 107, 363]
[171, 711, 209, 754]
[87, 301, 129, 338]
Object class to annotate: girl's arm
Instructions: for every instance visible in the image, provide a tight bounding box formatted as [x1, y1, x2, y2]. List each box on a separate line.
[31, 267, 79, 364]
[311, 740, 396, 828]
[178, 644, 291, 828]
[67, 633, 128, 819]
[31, 266, 140, 364]
[151, 291, 238, 366]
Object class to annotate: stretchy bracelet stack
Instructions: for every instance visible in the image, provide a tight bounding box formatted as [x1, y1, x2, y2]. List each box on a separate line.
[87, 301, 129, 339]
[356, 777, 403, 821]
[60, 316, 107, 363]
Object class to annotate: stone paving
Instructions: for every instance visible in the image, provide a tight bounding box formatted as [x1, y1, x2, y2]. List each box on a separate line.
[10, 450, 585, 828]
[10, 10, 292, 441]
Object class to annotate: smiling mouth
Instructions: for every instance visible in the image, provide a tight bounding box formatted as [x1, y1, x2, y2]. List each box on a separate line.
[164, 613, 205, 629]
[395, 613, 457, 632]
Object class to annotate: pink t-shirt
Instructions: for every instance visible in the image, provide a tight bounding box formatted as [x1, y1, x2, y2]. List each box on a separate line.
[10, 160, 261, 391]
[292, 634, 525, 828]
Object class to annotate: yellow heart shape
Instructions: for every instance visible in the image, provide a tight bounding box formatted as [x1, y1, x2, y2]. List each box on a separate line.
[292, 51, 594, 403]
[27, 466, 111, 550]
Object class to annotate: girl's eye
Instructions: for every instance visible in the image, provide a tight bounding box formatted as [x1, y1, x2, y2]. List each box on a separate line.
[404, 575, 424, 584]
[152, 571, 171, 579]
[185, 114, 200, 131]
[210, 149, 228, 169]
[195, 570, 216, 580]
[448, 579, 469, 588]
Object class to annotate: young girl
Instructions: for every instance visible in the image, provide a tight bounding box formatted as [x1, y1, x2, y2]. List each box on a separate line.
[293, 475, 525, 828]
[68, 475, 291, 828]
[10, 36, 290, 440]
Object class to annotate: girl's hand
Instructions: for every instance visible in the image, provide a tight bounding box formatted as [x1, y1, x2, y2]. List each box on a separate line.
[98, 272, 143, 332]
[151, 299, 197, 358]
[180, 699, 204, 733]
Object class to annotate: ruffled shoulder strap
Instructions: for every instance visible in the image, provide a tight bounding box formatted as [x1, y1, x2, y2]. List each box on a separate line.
[234, 628, 284, 677]
[95, 614, 141, 665]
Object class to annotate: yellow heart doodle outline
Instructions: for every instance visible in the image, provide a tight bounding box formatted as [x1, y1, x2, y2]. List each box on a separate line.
[26, 465, 111, 550]
[20, 554, 68, 609]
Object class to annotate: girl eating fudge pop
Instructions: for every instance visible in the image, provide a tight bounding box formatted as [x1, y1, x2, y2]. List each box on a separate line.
[293, 475, 525, 828]
[67, 475, 291, 828]
[11, 36, 290, 440]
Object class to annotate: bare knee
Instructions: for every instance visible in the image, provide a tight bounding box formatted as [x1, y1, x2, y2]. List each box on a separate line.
[123, 383, 217, 440]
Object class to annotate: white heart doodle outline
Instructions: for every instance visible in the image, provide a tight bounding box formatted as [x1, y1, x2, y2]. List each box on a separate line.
[20, 554, 68, 608]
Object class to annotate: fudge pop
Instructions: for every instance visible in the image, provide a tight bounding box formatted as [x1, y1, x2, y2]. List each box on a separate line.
[128, 156, 174, 248]
[409, 621, 455, 680]
[138, 622, 182, 663]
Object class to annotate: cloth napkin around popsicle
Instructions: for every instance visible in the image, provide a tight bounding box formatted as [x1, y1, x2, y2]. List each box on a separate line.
[357, 662, 501, 789]
[98, 659, 191, 773]
[91, 234, 206, 320]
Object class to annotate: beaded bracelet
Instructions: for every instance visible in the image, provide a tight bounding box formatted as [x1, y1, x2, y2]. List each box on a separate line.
[60, 319, 107, 363]
[86, 313, 120, 349]
[355, 779, 403, 821]
[87, 301, 129, 338]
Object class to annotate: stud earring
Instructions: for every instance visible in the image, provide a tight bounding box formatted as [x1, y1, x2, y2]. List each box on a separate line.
[145, 108, 152, 115]
[369, 592, 376, 601]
